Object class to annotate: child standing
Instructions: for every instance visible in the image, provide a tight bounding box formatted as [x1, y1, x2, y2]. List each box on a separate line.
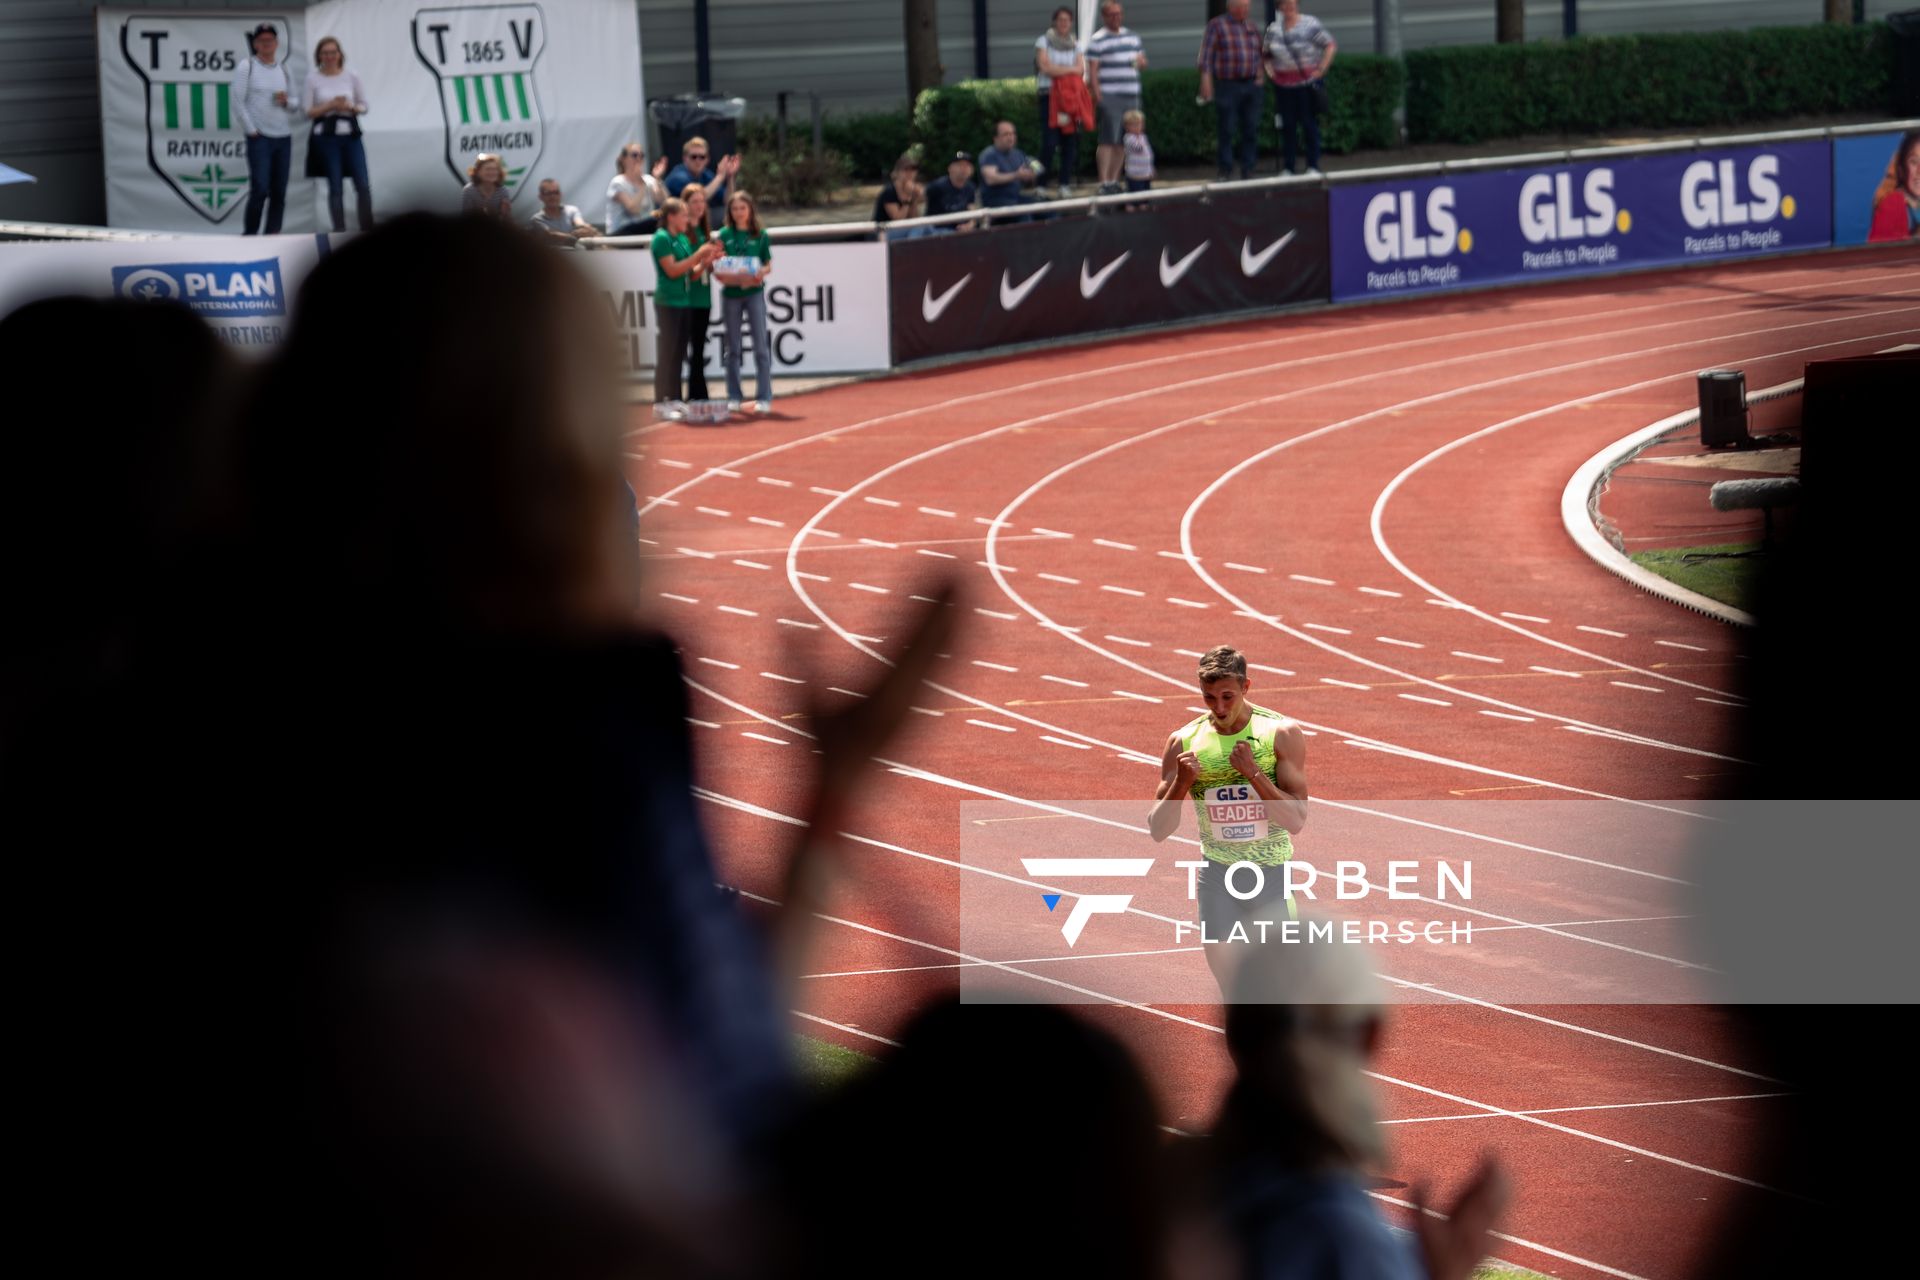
[716, 190, 774, 415]
[1122, 110, 1155, 208]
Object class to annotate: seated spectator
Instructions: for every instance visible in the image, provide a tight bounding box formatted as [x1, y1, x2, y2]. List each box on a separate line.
[871, 152, 922, 225]
[978, 120, 1043, 217]
[528, 178, 598, 244]
[460, 152, 513, 222]
[606, 142, 665, 237]
[1212, 933, 1510, 1280]
[665, 135, 739, 208]
[923, 151, 981, 224]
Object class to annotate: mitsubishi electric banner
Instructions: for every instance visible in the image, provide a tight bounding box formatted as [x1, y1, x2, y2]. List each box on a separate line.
[98, 2, 642, 233]
[888, 186, 1330, 365]
[1329, 140, 1834, 303]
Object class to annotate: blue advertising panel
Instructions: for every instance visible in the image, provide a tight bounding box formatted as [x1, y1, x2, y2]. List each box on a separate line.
[1833, 129, 1920, 245]
[1330, 140, 1834, 302]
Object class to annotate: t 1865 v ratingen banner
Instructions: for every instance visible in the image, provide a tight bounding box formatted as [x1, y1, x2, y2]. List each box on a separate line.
[889, 186, 1328, 365]
[1329, 139, 1833, 303]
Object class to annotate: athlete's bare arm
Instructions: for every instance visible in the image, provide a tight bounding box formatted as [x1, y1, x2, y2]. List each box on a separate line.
[1149, 730, 1198, 842]
[1229, 722, 1308, 832]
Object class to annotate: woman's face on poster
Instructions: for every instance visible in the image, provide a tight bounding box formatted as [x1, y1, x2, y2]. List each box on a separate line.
[1906, 140, 1920, 200]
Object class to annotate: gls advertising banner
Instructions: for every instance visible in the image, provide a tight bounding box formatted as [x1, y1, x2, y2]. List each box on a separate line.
[1330, 140, 1832, 302]
[889, 187, 1329, 365]
[578, 242, 891, 378]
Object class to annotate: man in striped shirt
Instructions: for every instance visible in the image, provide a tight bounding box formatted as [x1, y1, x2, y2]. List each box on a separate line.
[230, 24, 296, 234]
[1197, 0, 1266, 182]
[1087, 2, 1147, 195]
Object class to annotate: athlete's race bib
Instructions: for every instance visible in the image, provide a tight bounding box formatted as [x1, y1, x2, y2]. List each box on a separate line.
[1204, 783, 1265, 843]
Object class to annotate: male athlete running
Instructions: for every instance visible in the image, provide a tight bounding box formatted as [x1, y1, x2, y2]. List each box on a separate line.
[1149, 645, 1308, 992]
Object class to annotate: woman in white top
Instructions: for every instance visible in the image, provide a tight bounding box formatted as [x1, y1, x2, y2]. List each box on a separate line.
[1034, 6, 1087, 199]
[304, 36, 372, 232]
[607, 142, 667, 237]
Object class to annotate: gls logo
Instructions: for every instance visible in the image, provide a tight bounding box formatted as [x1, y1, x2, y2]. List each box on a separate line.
[1022, 857, 1153, 947]
[1363, 187, 1472, 263]
[1681, 155, 1795, 229]
[1519, 169, 1630, 243]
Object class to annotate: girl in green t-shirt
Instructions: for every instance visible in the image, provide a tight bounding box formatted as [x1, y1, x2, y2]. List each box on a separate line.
[715, 190, 775, 413]
[650, 196, 720, 420]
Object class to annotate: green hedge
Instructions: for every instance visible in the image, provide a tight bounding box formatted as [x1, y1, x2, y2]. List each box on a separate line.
[911, 55, 1405, 178]
[822, 110, 915, 181]
[1405, 23, 1896, 145]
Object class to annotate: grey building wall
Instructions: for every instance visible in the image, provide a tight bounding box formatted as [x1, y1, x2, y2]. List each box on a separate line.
[1, 2, 1904, 229]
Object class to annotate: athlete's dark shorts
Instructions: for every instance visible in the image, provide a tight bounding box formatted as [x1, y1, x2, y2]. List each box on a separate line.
[1196, 857, 1294, 938]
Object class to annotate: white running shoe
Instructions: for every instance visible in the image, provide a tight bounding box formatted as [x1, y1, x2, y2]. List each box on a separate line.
[726, 398, 742, 413]
[753, 400, 771, 415]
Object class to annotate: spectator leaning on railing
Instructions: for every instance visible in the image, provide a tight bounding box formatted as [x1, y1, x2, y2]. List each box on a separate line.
[923, 152, 981, 229]
[1265, 0, 1335, 177]
[1088, 1, 1147, 197]
[1197, 0, 1265, 183]
[979, 120, 1043, 219]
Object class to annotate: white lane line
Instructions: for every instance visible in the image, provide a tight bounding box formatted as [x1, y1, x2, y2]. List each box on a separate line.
[919, 505, 956, 517]
[909, 594, 942, 603]
[1093, 537, 1136, 550]
[676, 546, 716, 559]
[1156, 549, 1191, 561]
[1112, 690, 1162, 703]
[760, 671, 803, 684]
[796, 571, 830, 582]
[1578, 624, 1628, 638]
[712, 468, 741, 478]
[1304, 623, 1352, 635]
[748, 516, 785, 528]
[849, 582, 890, 594]
[1038, 572, 1081, 584]
[1376, 636, 1424, 649]
[1428, 598, 1469, 609]
[1041, 674, 1090, 687]
[973, 516, 1013, 528]
[657, 458, 692, 469]
[1471, 912, 1693, 934]
[1612, 681, 1664, 693]
[966, 719, 1016, 733]
[1451, 650, 1503, 664]
[918, 548, 957, 559]
[1501, 611, 1551, 623]
[777, 618, 821, 630]
[1384, 1091, 1791, 1126]
[697, 657, 739, 669]
[972, 660, 1018, 672]
[1320, 678, 1371, 691]
[1657, 640, 1708, 652]
[1360, 586, 1403, 597]
[1529, 665, 1583, 678]
[757, 476, 792, 488]
[659, 592, 699, 604]
[1224, 561, 1266, 574]
[975, 608, 1020, 621]
[864, 496, 901, 508]
[1033, 527, 1072, 538]
[1290, 574, 1335, 585]
[696, 506, 731, 517]
[1696, 696, 1740, 707]
[827, 687, 867, 698]
[732, 558, 772, 570]
[812, 529, 843, 539]
[791, 1010, 901, 1049]
[1105, 635, 1151, 648]
[742, 731, 790, 746]
[1175, 648, 1204, 657]
[1250, 663, 1294, 677]
[909, 707, 943, 717]
[646, 495, 679, 506]
[686, 717, 720, 729]
[1480, 710, 1536, 722]
[858, 537, 898, 548]
[1167, 597, 1212, 609]
[718, 605, 758, 617]
[809, 485, 844, 496]
[1101, 584, 1146, 597]
[1400, 694, 1452, 707]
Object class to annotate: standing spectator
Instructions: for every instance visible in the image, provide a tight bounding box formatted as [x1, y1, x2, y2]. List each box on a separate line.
[607, 142, 666, 237]
[665, 137, 739, 209]
[650, 197, 721, 421]
[231, 24, 297, 235]
[528, 179, 598, 244]
[1087, 2, 1147, 196]
[716, 190, 774, 415]
[1122, 109, 1155, 197]
[1034, 7, 1088, 200]
[979, 120, 1043, 219]
[1265, 0, 1336, 177]
[680, 183, 718, 407]
[303, 36, 371, 232]
[461, 153, 514, 222]
[923, 152, 981, 226]
[1197, 0, 1265, 182]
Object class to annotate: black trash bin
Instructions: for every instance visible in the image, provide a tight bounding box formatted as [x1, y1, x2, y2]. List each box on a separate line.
[1891, 10, 1920, 117]
[648, 95, 747, 169]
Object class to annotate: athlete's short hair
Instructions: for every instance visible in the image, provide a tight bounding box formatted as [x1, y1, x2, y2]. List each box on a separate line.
[1197, 645, 1248, 684]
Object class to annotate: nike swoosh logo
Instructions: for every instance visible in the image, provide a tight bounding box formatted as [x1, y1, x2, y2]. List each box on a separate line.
[1158, 241, 1209, 287]
[1078, 250, 1132, 299]
[999, 263, 1051, 310]
[1240, 230, 1297, 277]
[922, 273, 972, 323]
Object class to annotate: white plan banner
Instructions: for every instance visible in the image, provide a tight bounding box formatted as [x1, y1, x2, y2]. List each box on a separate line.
[577, 240, 891, 379]
[98, 2, 643, 232]
[100, 10, 316, 231]
[0, 234, 325, 353]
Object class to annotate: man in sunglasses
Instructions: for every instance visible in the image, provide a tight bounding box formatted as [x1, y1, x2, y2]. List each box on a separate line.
[664, 136, 740, 209]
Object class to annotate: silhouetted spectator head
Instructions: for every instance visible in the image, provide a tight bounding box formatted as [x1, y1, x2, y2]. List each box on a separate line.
[241, 211, 632, 635]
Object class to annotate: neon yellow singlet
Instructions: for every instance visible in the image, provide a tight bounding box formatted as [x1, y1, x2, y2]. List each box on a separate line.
[1180, 702, 1295, 866]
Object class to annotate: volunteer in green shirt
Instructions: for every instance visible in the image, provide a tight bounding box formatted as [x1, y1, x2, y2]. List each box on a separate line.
[715, 189, 775, 415]
[650, 196, 720, 421]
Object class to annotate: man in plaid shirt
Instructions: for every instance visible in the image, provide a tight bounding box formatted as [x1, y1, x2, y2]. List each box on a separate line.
[1197, 0, 1266, 181]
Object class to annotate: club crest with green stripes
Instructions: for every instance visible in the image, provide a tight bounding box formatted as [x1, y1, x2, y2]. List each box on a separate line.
[119, 13, 279, 223]
[413, 4, 547, 204]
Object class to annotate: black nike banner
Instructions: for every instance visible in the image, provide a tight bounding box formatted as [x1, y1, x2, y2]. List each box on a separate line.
[887, 186, 1330, 365]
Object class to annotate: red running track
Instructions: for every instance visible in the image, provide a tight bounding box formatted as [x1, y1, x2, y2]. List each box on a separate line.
[626, 244, 1920, 1280]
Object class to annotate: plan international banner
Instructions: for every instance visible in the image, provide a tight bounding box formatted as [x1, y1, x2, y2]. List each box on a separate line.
[99, 2, 643, 232]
